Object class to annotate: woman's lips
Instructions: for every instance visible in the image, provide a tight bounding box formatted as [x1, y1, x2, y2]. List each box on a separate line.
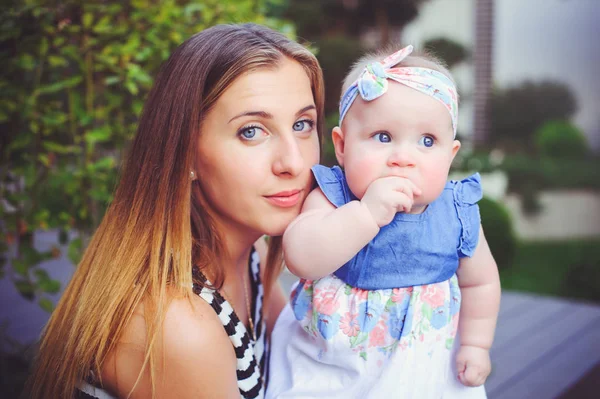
[264, 189, 302, 208]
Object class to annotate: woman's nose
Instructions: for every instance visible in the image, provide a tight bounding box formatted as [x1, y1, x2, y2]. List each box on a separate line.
[272, 135, 304, 177]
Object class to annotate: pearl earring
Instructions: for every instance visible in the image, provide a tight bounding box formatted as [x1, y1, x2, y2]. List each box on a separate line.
[190, 170, 196, 180]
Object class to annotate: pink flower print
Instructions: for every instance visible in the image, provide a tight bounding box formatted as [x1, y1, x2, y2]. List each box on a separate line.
[340, 312, 360, 337]
[368, 320, 388, 348]
[369, 326, 386, 348]
[350, 286, 369, 301]
[313, 287, 340, 316]
[421, 284, 446, 308]
[391, 287, 413, 303]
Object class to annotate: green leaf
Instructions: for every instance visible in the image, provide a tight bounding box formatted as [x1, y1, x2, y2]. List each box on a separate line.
[42, 141, 76, 154]
[39, 297, 55, 313]
[34, 209, 51, 225]
[36, 76, 83, 96]
[40, 278, 61, 294]
[15, 280, 35, 301]
[22, 245, 46, 265]
[33, 268, 50, 281]
[105, 76, 120, 85]
[125, 80, 138, 95]
[12, 259, 29, 277]
[40, 37, 49, 56]
[38, 154, 51, 167]
[92, 15, 113, 34]
[85, 127, 112, 145]
[90, 156, 115, 171]
[68, 237, 83, 265]
[53, 36, 66, 47]
[19, 54, 36, 70]
[83, 13, 94, 28]
[8, 133, 32, 151]
[48, 55, 68, 67]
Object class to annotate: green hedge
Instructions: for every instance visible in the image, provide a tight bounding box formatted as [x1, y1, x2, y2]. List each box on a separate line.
[479, 197, 517, 271]
[501, 240, 600, 303]
[0, 0, 291, 308]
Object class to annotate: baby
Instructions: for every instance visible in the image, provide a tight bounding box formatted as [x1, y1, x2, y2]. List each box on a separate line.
[267, 45, 501, 399]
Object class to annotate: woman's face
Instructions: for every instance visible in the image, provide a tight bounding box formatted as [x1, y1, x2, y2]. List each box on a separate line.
[196, 57, 320, 239]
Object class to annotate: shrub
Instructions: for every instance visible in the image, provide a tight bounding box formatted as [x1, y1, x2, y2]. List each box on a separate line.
[562, 244, 600, 303]
[535, 120, 589, 159]
[0, 0, 290, 308]
[489, 81, 577, 150]
[478, 197, 517, 270]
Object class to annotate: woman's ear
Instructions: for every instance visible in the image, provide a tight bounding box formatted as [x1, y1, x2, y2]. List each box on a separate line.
[332, 126, 346, 167]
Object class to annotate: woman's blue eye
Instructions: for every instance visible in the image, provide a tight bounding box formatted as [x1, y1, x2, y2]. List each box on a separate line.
[239, 126, 260, 140]
[419, 135, 435, 147]
[293, 119, 314, 132]
[373, 132, 392, 143]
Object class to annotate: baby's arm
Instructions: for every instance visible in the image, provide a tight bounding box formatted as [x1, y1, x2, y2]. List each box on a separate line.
[455, 226, 501, 387]
[283, 187, 379, 280]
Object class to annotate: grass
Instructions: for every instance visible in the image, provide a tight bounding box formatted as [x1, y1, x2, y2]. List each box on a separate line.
[499, 239, 600, 302]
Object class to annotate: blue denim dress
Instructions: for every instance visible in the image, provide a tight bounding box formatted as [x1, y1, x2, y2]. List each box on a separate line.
[311, 165, 482, 290]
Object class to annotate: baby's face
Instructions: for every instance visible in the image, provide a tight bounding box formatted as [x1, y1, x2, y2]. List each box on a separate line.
[335, 83, 460, 213]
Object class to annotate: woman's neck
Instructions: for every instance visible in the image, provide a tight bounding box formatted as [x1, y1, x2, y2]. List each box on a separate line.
[214, 218, 261, 276]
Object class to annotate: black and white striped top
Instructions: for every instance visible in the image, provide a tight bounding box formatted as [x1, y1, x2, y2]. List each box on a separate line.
[76, 248, 268, 399]
[192, 247, 268, 398]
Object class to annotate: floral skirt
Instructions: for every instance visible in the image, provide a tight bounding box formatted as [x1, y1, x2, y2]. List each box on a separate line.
[266, 274, 487, 399]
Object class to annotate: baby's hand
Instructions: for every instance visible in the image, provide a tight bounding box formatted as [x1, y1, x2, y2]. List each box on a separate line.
[455, 345, 491, 387]
[360, 176, 421, 227]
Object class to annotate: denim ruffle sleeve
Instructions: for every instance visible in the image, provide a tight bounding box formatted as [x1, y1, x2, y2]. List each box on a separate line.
[452, 173, 483, 258]
[311, 165, 354, 208]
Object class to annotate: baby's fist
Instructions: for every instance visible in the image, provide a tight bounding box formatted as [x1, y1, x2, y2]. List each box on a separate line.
[455, 345, 491, 387]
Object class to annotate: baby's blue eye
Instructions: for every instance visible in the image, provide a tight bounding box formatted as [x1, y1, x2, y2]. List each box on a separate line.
[373, 132, 392, 143]
[419, 135, 435, 147]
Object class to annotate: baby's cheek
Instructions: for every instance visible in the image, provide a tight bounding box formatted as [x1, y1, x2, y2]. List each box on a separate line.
[420, 166, 450, 200]
[346, 155, 381, 199]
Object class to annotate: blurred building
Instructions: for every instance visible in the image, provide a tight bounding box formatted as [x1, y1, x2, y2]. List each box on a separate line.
[400, 0, 600, 151]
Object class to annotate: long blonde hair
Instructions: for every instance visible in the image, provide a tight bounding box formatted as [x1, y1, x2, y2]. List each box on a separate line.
[26, 23, 324, 399]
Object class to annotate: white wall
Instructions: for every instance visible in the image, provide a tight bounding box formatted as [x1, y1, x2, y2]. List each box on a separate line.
[504, 191, 600, 240]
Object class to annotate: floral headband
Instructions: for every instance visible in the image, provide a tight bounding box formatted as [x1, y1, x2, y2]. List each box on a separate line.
[339, 45, 459, 137]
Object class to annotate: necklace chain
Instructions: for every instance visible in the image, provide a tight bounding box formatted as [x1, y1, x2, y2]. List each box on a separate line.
[242, 267, 257, 342]
[221, 268, 257, 342]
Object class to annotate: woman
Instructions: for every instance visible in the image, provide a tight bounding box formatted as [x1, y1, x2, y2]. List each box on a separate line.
[26, 23, 324, 398]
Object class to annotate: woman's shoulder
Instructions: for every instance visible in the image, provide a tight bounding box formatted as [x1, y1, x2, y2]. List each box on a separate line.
[101, 293, 237, 397]
[163, 293, 235, 353]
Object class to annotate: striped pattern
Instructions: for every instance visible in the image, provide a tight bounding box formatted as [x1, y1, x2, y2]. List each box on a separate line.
[75, 249, 267, 399]
[192, 248, 267, 399]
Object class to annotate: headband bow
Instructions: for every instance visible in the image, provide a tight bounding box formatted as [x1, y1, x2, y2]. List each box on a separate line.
[339, 45, 459, 137]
